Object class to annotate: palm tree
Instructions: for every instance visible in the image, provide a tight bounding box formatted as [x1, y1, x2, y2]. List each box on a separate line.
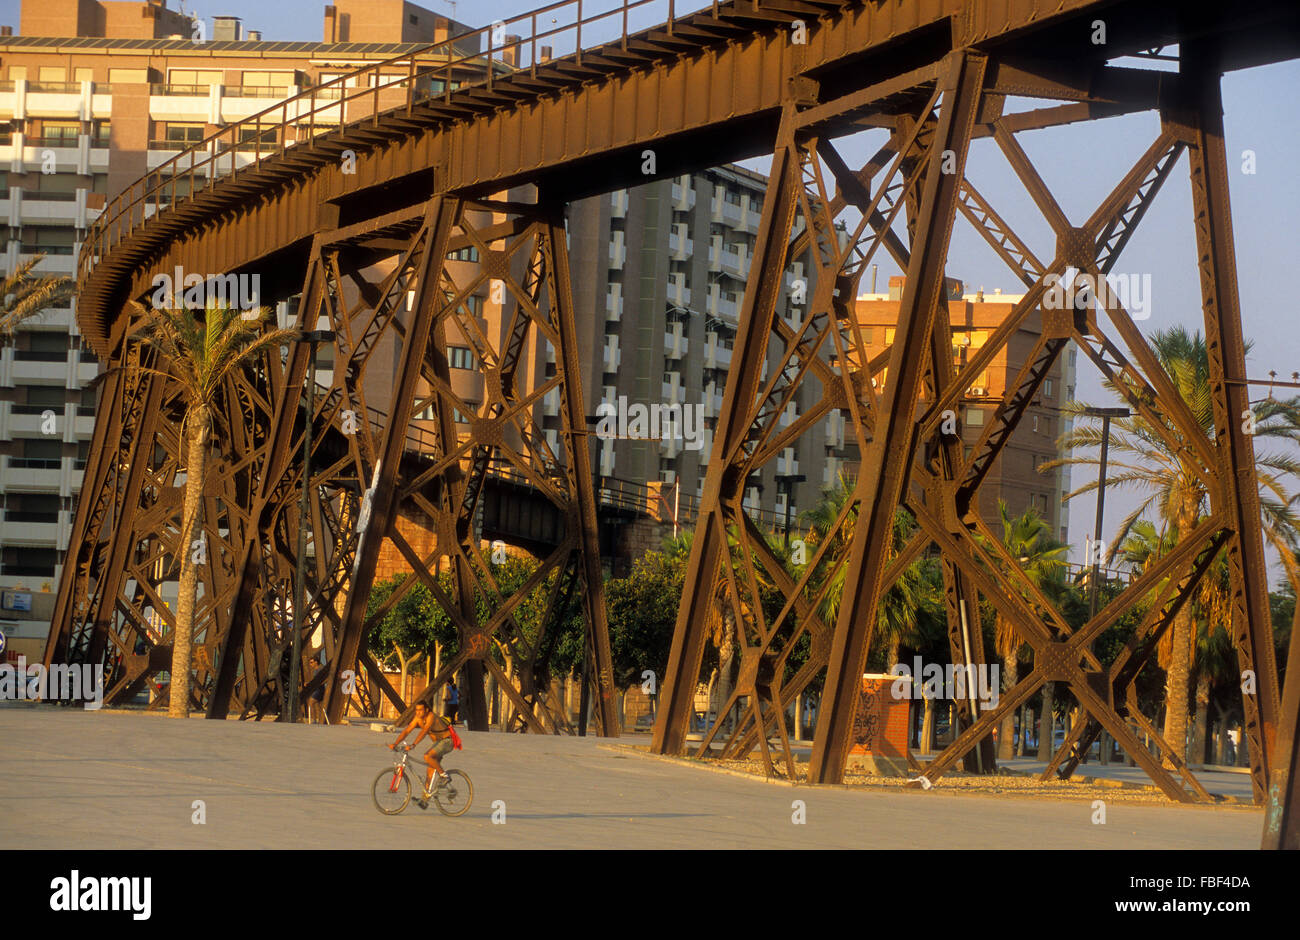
[986, 500, 1068, 760]
[0, 255, 74, 340]
[129, 301, 296, 718]
[1047, 326, 1300, 763]
[802, 472, 932, 670]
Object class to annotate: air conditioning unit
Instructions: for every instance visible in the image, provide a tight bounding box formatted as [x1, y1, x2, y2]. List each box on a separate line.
[971, 386, 986, 397]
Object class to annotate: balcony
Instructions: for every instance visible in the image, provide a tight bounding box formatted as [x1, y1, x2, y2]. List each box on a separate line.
[602, 336, 621, 373]
[0, 456, 61, 492]
[11, 351, 68, 384]
[662, 372, 683, 406]
[0, 515, 59, 546]
[825, 409, 846, 447]
[605, 284, 623, 322]
[704, 332, 732, 370]
[668, 225, 692, 261]
[664, 323, 688, 361]
[610, 189, 628, 219]
[667, 274, 690, 308]
[223, 85, 294, 99]
[151, 83, 214, 96]
[671, 177, 696, 211]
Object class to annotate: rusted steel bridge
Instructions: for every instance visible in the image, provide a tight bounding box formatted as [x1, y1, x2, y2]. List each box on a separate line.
[41, 0, 1300, 839]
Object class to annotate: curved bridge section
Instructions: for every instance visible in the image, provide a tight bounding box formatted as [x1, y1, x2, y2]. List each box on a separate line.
[44, 0, 1300, 829]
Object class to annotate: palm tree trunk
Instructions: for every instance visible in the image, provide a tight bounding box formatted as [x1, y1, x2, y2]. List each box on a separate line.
[1036, 682, 1056, 761]
[920, 696, 935, 754]
[1190, 671, 1210, 767]
[998, 657, 1019, 761]
[717, 608, 736, 731]
[168, 408, 208, 719]
[1163, 608, 1192, 767]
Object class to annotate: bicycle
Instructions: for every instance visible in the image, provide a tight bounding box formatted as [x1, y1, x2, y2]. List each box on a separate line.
[372, 745, 473, 817]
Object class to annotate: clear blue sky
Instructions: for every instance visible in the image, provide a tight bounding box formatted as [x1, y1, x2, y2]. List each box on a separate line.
[5, 0, 1297, 581]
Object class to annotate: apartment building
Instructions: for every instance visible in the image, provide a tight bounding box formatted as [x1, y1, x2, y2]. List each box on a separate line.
[852, 276, 1076, 544]
[565, 166, 826, 531]
[0, 0, 492, 659]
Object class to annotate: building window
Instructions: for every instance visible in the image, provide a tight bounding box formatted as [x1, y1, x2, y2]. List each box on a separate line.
[884, 328, 895, 345]
[1032, 414, 1039, 432]
[33, 121, 79, 146]
[465, 295, 485, 317]
[1, 547, 58, 577]
[448, 346, 477, 371]
[17, 332, 68, 362]
[21, 226, 76, 256]
[108, 68, 148, 85]
[965, 407, 984, 427]
[446, 246, 479, 263]
[5, 493, 60, 523]
[862, 327, 873, 345]
[1045, 378, 1055, 397]
[167, 69, 222, 90]
[164, 123, 205, 145]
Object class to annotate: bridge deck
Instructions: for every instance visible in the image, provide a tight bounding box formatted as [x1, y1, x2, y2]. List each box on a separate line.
[76, 0, 1300, 358]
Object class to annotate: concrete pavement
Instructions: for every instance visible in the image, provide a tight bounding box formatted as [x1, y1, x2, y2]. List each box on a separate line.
[0, 707, 1264, 849]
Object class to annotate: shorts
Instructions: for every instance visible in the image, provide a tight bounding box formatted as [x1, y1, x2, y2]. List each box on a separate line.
[427, 737, 454, 760]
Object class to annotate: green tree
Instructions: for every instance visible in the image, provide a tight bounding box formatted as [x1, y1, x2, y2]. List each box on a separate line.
[130, 301, 295, 718]
[606, 549, 682, 688]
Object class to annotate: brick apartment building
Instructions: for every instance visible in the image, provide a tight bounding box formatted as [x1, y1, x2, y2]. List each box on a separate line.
[853, 275, 1076, 544]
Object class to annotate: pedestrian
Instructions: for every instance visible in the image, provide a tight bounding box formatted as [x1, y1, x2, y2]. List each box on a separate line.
[444, 678, 460, 725]
[307, 656, 327, 724]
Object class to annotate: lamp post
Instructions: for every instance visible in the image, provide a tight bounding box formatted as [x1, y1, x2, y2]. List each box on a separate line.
[288, 326, 335, 723]
[775, 473, 806, 548]
[1081, 406, 1131, 621]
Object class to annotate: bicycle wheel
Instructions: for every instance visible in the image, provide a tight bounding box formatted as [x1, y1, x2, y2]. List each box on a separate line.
[432, 770, 473, 817]
[372, 767, 411, 815]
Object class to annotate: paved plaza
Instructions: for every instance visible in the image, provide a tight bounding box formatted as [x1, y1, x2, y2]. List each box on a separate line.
[0, 707, 1265, 850]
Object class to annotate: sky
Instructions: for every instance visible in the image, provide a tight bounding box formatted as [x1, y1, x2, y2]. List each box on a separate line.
[4, 0, 1298, 582]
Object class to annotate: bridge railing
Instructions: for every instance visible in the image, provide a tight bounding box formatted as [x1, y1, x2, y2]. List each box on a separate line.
[78, 0, 730, 296]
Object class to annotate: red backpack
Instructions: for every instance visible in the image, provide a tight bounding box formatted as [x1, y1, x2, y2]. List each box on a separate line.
[445, 720, 463, 750]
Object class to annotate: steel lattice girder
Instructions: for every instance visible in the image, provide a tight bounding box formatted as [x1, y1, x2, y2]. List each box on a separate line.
[195, 194, 617, 732]
[650, 45, 1284, 804]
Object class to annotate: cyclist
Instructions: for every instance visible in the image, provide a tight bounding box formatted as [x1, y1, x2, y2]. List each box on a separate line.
[390, 701, 453, 806]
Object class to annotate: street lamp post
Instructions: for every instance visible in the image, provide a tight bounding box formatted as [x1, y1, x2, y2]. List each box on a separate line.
[1082, 407, 1131, 622]
[288, 327, 335, 723]
[775, 473, 806, 548]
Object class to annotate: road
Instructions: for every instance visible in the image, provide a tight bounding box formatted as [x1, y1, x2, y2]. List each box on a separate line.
[0, 707, 1263, 849]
